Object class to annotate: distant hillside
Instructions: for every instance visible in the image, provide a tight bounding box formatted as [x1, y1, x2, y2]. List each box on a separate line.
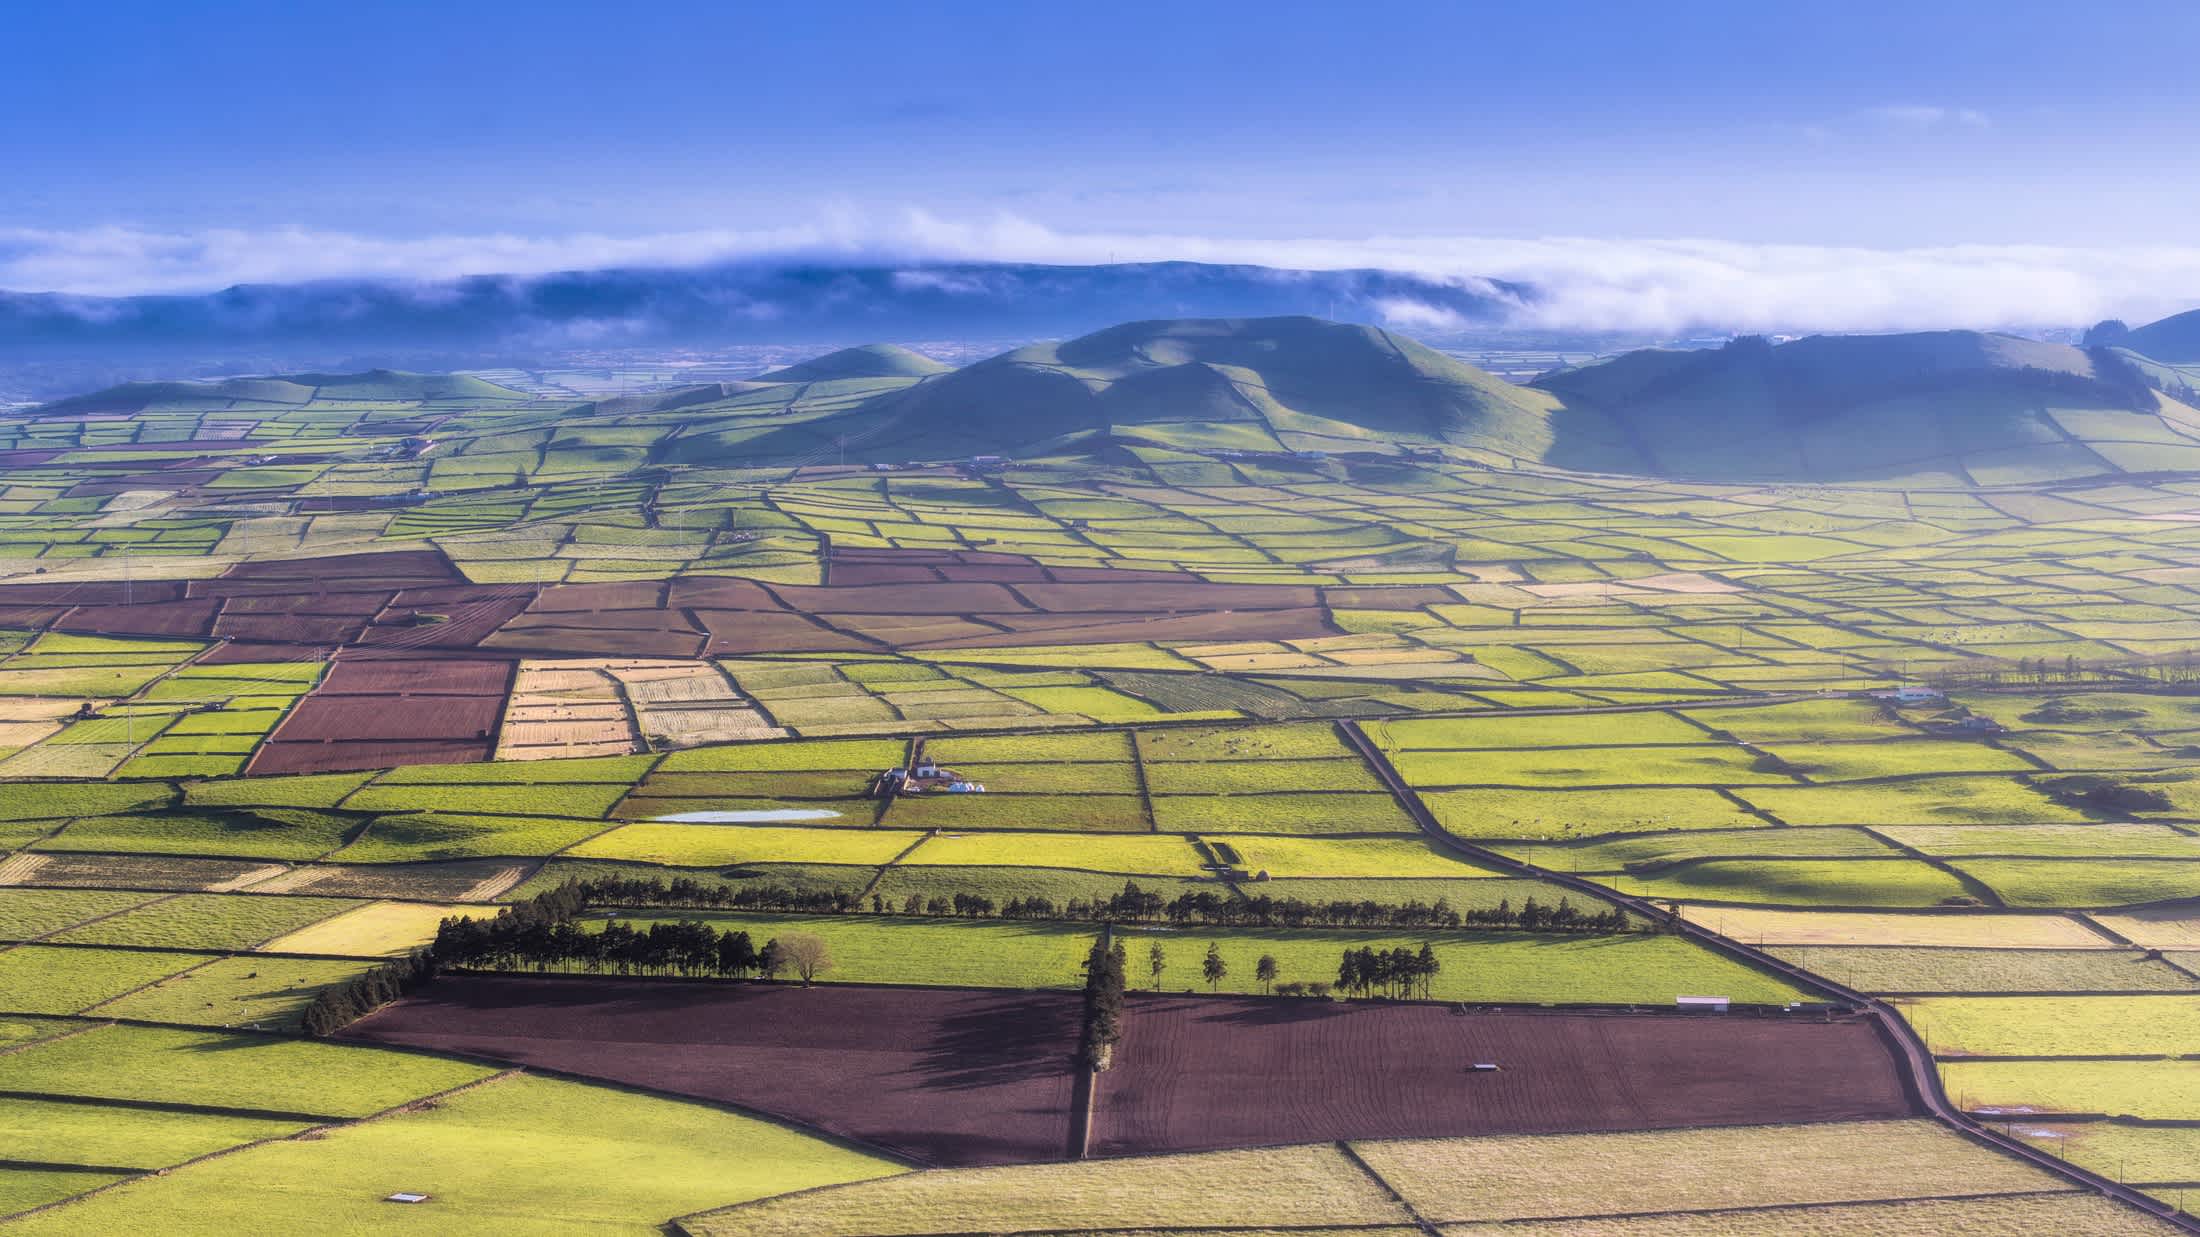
[1534, 331, 2183, 483]
[0, 261, 1522, 401]
[37, 318, 2200, 487]
[2117, 309, 2200, 364]
[757, 344, 950, 382]
[31, 368, 527, 415]
[800, 316, 1641, 470]
[660, 319, 2200, 483]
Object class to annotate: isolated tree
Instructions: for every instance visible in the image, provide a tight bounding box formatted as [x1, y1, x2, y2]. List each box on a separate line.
[1147, 941, 1168, 990]
[1202, 942, 1227, 991]
[1255, 954, 1278, 994]
[779, 932, 832, 986]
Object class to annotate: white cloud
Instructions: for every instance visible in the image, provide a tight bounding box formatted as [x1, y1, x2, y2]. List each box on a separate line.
[4, 214, 2200, 336]
[1862, 104, 1990, 129]
[1370, 297, 1472, 332]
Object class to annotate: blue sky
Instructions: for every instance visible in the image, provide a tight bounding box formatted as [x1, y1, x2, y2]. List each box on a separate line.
[4, 0, 2198, 328]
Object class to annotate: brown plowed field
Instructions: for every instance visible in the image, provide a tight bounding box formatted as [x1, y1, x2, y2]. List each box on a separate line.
[346, 976, 1082, 1166]
[319, 658, 511, 695]
[249, 737, 491, 773]
[1090, 996, 1918, 1157]
[269, 694, 502, 742]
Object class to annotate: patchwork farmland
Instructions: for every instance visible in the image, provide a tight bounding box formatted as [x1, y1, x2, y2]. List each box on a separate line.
[9, 331, 2200, 1231]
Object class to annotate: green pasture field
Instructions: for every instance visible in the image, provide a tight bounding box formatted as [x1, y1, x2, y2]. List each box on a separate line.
[1903, 994, 2200, 1057]
[1421, 786, 1768, 840]
[1620, 858, 1974, 907]
[97, 955, 378, 1030]
[336, 812, 610, 862]
[1136, 722, 1360, 761]
[373, 753, 656, 784]
[1244, 875, 1583, 914]
[1391, 745, 1787, 788]
[1365, 710, 1714, 750]
[0, 1170, 126, 1219]
[1216, 834, 1502, 878]
[900, 830, 1206, 876]
[339, 782, 631, 817]
[622, 772, 867, 802]
[1876, 824, 2200, 858]
[1942, 1058, 2200, 1121]
[1757, 738, 2038, 780]
[1774, 946, 2197, 993]
[0, 782, 173, 821]
[1110, 926, 1808, 1005]
[37, 810, 356, 861]
[925, 731, 1133, 763]
[881, 793, 1151, 832]
[180, 771, 376, 808]
[1491, 827, 1905, 873]
[0, 1023, 498, 1117]
[864, 864, 1216, 911]
[1689, 699, 1918, 742]
[51, 893, 359, 951]
[612, 795, 871, 823]
[1142, 758, 1383, 794]
[658, 737, 906, 772]
[931, 762, 1142, 794]
[580, 909, 1099, 989]
[2011, 1122, 2200, 1194]
[1734, 777, 2091, 825]
[0, 888, 161, 940]
[1954, 859, 2200, 908]
[1149, 792, 1415, 834]
[510, 858, 870, 903]
[6, 1073, 902, 1236]
[567, 823, 918, 867]
[0, 944, 213, 1015]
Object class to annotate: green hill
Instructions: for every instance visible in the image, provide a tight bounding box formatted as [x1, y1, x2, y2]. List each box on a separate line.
[1534, 331, 2179, 483]
[854, 316, 1641, 469]
[756, 344, 950, 383]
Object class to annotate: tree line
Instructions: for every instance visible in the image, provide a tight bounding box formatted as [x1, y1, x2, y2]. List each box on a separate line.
[1081, 931, 1128, 1069]
[302, 880, 837, 1036]
[563, 875, 1634, 936]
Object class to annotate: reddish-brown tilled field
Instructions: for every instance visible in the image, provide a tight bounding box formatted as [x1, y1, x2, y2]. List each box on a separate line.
[1090, 995, 1918, 1157]
[346, 976, 1083, 1166]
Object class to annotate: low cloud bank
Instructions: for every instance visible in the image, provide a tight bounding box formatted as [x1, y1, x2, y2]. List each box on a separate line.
[6, 214, 2199, 335]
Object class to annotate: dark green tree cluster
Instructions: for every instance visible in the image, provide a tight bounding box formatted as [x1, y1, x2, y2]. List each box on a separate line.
[301, 948, 436, 1037]
[301, 880, 594, 1037]
[1081, 932, 1128, 1068]
[1466, 895, 1626, 933]
[437, 915, 764, 979]
[1337, 943, 1442, 1000]
[568, 875, 859, 914]
[554, 876, 1632, 937]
